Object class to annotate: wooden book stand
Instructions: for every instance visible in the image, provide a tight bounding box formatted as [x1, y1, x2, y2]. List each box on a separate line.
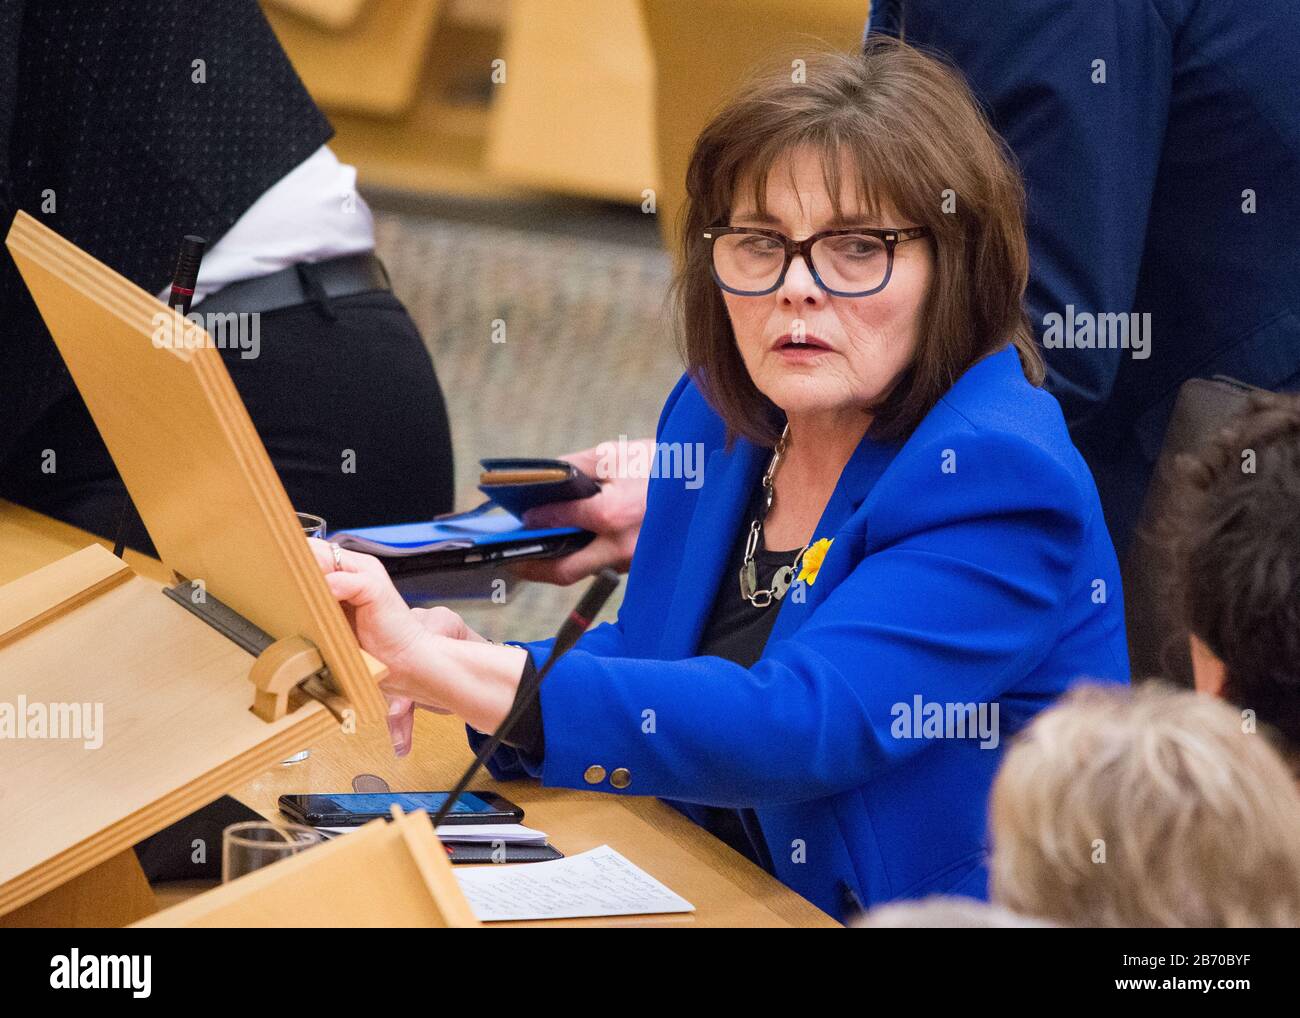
[135, 808, 479, 928]
[0, 211, 471, 927]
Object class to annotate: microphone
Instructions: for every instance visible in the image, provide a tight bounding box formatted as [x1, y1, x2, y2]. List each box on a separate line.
[429, 568, 621, 830]
[167, 234, 206, 316]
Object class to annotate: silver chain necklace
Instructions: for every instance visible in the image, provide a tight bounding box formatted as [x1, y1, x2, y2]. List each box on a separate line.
[739, 424, 808, 608]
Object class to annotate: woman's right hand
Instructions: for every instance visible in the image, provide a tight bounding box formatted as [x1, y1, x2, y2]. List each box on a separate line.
[410, 605, 491, 645]
[308, 539, 486, 754]
[381, 606, 494, 754]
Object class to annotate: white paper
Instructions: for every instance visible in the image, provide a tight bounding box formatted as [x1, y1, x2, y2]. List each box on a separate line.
[435, 823, 548, 845]
[452, 844, 696, 922]
[315, 823, 548, 845]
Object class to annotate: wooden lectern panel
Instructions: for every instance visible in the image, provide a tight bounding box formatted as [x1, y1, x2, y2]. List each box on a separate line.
[135, 809, 479, 927]
[484, 0, 657, 203]
[0, 545, 338, 916]
[264, 0, 442, 118]
[265, 0, 370, 32]
[4, 211, 384, 726]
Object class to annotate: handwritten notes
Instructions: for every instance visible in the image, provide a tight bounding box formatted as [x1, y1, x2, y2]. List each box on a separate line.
[453, 845, 695, 922]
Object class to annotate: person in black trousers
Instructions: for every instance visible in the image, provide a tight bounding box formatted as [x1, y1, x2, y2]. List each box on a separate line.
[0, 1, 455, 882]
[0, 1, 454, 548]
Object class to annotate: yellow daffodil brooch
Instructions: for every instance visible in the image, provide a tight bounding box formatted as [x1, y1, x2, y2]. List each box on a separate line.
[797, 537, 834, 587]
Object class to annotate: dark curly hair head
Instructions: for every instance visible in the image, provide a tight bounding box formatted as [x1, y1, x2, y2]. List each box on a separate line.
[1173, 391, 1300, 766]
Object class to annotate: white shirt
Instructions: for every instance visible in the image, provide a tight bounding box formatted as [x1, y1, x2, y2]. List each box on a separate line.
[158, 146, 376, 304]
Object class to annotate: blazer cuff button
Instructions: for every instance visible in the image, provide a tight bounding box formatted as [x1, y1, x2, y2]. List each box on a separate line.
[583, 764, 607, 785]
[610, 767, 631, 789]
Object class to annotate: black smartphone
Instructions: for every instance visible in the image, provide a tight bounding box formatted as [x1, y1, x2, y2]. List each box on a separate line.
[477, 457, 601, 519]
[277, 791, 524, 827]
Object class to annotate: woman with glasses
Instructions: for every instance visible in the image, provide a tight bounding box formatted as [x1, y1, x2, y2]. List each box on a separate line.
[309, 38, 1129, 921]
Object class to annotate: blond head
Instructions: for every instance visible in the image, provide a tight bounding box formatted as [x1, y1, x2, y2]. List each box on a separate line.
[990, 683, 1300, 927]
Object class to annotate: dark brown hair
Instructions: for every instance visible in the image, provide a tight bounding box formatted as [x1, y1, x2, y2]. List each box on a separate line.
[1174, 391, 1300, 762]
[674, 37, 1042, 445]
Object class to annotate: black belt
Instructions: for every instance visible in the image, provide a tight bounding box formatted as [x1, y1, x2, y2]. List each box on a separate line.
[193, 252, 391, 316]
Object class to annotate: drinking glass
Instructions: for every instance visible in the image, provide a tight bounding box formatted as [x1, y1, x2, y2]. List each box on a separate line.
[296, 512, 327, 540]
[222, 821, 322, 883]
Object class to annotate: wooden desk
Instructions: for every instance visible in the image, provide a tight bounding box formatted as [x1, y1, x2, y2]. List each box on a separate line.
[0, 501, 837, 927]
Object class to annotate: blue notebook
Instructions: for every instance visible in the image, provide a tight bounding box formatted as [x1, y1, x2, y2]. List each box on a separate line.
[329, 501, 593, 573]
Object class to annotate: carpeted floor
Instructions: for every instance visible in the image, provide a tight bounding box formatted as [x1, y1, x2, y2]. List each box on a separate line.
[368, 195, 684, 641]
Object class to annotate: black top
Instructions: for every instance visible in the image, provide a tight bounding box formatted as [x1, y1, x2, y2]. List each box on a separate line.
[0, 0, 331, 468]
[504, 482, 799, 873]
[694, 504, 799, 671]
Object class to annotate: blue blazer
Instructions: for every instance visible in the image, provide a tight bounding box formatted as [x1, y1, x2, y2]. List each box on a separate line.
[871, 1, 1300, 556]
[477, 346, 1129, 920]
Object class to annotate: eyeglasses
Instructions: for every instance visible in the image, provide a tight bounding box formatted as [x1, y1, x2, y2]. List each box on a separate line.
[703, 226, 930, 298]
